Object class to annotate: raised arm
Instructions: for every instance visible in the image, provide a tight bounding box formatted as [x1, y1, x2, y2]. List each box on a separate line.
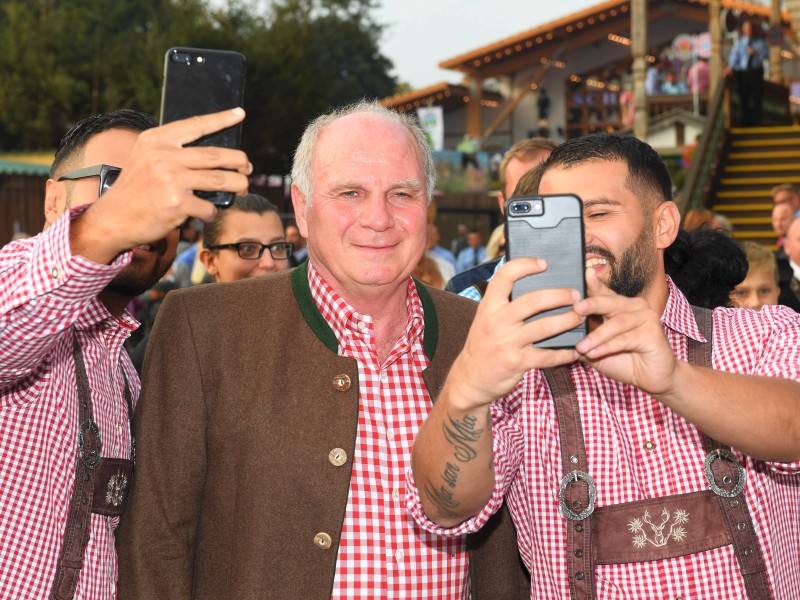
[412, 258, 582, 526]
[573, 269, 800, 463]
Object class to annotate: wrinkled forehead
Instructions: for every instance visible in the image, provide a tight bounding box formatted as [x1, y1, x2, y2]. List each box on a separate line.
[315, 114, 422, 170]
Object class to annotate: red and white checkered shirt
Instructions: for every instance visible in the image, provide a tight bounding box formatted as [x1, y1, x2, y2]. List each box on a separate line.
[308, 263, 470, 599]
[0, 209, 138, 599]
[409, 278, 800, 599]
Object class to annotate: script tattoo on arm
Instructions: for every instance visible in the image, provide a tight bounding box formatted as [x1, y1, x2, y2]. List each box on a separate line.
[422, 412, 488, 520]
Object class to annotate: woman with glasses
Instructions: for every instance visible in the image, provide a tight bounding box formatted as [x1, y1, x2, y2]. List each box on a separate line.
[199, 193, 293, 282]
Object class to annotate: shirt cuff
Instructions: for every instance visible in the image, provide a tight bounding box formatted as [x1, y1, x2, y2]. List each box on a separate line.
[30, 206, 132, 302]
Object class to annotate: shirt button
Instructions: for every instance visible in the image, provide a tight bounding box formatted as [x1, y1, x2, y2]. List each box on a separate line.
[387, 429, 395, 441]
[380, 370, 388, 382]
[357, 321, 367, 332]
[314, 532, 332, 550]
[332, 374, 351, 392]
[392, 489, 400, 501]
[51, 267, 60, 279]
[395, 550, 404, 562]
[643, 440, 656, 451]
[329, 448, 348, 467]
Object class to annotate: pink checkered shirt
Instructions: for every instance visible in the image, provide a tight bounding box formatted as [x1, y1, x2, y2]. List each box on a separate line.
[308, 263, 470, 599]
[408, 278, 800, 598]
[0, 210, 138, 599]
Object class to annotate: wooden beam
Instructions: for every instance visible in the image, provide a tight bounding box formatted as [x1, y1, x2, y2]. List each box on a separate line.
[480, 39, 570, 142]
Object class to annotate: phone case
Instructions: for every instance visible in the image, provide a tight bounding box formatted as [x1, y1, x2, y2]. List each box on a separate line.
[160, 47, 246, 207]
[505, 194, 587, 348]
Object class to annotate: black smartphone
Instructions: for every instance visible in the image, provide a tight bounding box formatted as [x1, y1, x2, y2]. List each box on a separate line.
[505, 194, 587, 349]
[160, 47, 247, 207]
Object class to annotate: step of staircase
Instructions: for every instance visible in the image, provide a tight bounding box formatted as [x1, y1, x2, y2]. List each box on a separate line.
[709, 125, 800, 248]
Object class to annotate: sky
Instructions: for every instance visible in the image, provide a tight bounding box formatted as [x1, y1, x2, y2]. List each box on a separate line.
[374, 1, 607, 89]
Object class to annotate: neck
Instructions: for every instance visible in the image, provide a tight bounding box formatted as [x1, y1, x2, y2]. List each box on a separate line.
[99, 289, 132, 317]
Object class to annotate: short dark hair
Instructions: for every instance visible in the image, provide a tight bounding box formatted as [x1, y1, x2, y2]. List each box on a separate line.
[203, 193, 280, 248]
[533, 133, 673, 210]
[50, 109, 156, 178]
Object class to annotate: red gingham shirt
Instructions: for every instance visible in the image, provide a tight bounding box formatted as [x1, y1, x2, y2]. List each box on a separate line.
[0, 209, 138, 599]
[409, 278, 800, 598]
[308, 263, 470, 599]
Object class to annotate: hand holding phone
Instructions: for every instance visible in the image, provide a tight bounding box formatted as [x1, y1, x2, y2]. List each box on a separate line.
[505, 194, 587, 348]
[160, 47, 247, 207]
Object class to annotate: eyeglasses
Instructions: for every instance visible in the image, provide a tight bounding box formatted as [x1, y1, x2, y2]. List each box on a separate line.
[206, 241, 294, 260]
[57, 164, 121, 197]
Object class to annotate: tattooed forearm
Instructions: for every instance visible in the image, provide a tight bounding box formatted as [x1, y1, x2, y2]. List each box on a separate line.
[422, 473, 461, 518]
[443, 413, 484, 463]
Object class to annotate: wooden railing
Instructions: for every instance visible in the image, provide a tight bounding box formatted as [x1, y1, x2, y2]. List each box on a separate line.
[677, 77, 731, 216]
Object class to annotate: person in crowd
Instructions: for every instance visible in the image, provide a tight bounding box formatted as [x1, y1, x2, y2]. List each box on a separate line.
[485, 224, 506, 260]
[425, 222, 457, 283]
[447, 138, 556, 294]
[772, 182, 800, 218]
[286, 221, 309, 267]
[772, 201, 795, 248]
[176, 217, 201, 257]
[663, 227, 747, 309]
[116, 101, 528, 600]
[661, 71, 688, 95]
[732, 241, 781, 311]
[687, 57, 710, 95]
[455, 229, 487, 273]
[412, 253, 446, 289]
[450, 222, 470, 258]
[0, 107, 249, 599]
[410, 132, 800, 598]
[726, 18, 768, 126]
[776, 216, 800, 312]
[199, 193, 292, 282]
[682, 207, 726, 231]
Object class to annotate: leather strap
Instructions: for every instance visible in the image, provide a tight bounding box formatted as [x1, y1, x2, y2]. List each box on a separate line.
[50, 332, 134, 600]
[544, 305, 772, 599]
[690, 307, 771, 600]
[543, 366, 595, 599]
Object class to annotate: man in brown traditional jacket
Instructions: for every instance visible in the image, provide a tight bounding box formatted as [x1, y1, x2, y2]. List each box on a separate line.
[116, 101, 528, 599]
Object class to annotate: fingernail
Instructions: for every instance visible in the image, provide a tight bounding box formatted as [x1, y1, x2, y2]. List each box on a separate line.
[232, 107, 245, 116]
[571, 289, 582, 302]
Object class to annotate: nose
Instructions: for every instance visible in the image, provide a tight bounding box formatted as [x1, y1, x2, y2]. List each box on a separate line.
[359, 194, 393, 231]
[257, 249, 278, 272]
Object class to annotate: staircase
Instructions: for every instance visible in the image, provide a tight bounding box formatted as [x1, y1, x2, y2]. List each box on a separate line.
[713, 125, 800, 249]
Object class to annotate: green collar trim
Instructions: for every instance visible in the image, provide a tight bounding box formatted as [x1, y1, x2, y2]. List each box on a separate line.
[290, 265, 440, 361]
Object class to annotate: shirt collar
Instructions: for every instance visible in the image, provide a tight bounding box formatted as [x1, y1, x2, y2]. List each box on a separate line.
[661, 275, 707, 343]
[306, 261, 424, 351]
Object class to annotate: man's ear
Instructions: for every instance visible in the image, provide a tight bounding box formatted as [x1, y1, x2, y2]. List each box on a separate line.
[44, 179, 64, 229]
[290, 184, 309, 239]
[497, 191, 506, 215]
[654, 201, 681, 249]
[198, 248, 218, 278]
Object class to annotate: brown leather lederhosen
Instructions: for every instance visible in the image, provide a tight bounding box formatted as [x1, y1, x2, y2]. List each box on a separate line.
[542, 306, 772, 599]
[49, 333, 135, 600]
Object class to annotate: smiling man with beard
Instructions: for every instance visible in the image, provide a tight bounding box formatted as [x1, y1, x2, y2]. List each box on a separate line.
[0, 107, 249, 599]
[410, 133, 800, 599]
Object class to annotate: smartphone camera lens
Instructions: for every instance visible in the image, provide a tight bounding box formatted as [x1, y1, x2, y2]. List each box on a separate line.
[510, 202, 531, 215]
[171, 52, 192, 65]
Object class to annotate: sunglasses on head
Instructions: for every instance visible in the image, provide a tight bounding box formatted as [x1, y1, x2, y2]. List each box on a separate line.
[57, 164, 121, 197]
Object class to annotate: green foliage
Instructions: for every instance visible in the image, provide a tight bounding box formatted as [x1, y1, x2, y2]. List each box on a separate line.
[0, 0, 396, 173]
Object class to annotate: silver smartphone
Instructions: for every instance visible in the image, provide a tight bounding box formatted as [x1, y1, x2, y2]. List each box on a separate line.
[505, 194, 587, 348]
[160, 47, 246, 207]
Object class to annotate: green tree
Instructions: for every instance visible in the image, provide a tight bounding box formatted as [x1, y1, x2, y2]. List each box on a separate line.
[0, 0, 397, 177]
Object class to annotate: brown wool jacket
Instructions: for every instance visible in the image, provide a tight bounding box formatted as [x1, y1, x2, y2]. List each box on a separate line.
[116, 265, 529, 599]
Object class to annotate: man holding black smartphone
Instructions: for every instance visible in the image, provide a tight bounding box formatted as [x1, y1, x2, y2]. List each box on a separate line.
[0, 107, 249, 600]
[116, 101, 528, 600]
[410, 133, 800, 598]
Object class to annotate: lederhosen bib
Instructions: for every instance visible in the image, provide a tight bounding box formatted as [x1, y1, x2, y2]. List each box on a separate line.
[50, 332, 135, 600]
[543, 306, 771, 599]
